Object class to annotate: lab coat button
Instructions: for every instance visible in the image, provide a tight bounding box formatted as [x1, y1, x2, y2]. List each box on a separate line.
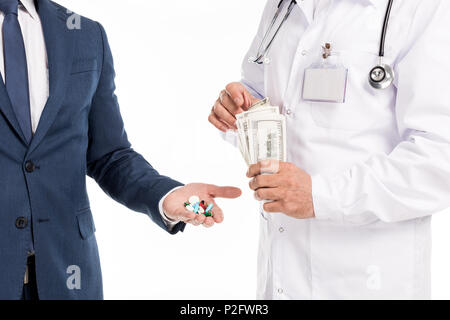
[286, 109, 292, 116]
[301, 50, 308, 56]
[25, 161, 35, 173]
[279, 227, 285, 233]
[278, 288, 284, 294]
[16, 217, 28, 229]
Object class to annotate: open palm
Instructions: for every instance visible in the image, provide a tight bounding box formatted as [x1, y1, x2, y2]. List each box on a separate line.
[162, 183, 242, 227]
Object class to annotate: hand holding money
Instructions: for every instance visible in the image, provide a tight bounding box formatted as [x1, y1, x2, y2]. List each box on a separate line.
[209, 83, 290, 217]
[209, 82, 287, 167]
[209, 82, 259, 132]
[247, 160, 315, 220]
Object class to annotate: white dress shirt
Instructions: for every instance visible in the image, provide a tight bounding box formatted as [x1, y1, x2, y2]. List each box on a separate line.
[0, 0, 48, 133]
[0, 0, 177, 231]
[231, 0, 450, 299]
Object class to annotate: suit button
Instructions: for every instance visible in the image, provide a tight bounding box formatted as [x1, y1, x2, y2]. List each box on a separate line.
[16, 217, 28, 229]
[25, 161, 35, 173]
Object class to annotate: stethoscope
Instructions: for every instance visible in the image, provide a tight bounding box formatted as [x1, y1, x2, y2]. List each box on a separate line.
[249, 0, 395, 90]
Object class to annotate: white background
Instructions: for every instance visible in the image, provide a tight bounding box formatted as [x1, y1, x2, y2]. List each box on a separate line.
[56, 0, 450, 300]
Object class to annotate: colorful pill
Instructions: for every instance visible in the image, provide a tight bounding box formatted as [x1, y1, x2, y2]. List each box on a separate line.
[189, 196, 200, 204]
[193, 202, 200, 214]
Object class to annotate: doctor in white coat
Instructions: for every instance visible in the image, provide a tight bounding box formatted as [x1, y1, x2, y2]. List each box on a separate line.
[209, 0, 450, 299]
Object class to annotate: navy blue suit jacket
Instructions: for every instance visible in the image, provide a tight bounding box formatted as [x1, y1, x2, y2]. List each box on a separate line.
[0, 0, 185, 299]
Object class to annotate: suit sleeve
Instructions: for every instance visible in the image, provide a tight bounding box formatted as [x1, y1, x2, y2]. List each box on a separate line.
[312, 1, 450, 225]
[86, 22, 185, 234]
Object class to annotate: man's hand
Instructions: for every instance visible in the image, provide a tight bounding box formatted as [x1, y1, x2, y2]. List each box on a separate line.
[208, 82, 259, 132]
[247, 160, 315, 219]
[162, 183, 242, 228]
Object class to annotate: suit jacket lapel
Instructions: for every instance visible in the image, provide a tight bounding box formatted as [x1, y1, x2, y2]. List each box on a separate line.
[28, 0, 75, 155]
[0, 80, 28, 144]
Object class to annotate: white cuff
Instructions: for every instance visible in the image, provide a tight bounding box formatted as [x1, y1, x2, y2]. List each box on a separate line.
[311, 174, 343, 223]
[159, 186, 184, 230]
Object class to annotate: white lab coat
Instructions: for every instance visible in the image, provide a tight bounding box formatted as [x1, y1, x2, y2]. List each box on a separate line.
[236, 0, 450, 299]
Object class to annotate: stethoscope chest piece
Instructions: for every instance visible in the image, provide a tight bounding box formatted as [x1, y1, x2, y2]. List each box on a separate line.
[369, 64, 394, 89]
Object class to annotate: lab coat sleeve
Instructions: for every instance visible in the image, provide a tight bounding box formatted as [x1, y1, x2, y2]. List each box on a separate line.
[222, 1, 278, 147]
[312, 1, 450, 225]
[240, 0, 280, 99]
[86, 23, 186, 234]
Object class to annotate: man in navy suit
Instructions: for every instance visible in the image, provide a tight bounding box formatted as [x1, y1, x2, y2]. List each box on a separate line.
[0, 0, 241, 300]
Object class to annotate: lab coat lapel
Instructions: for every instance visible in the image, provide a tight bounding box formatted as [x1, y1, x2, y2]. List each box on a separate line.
[295, 0, 313, 25]
[29, 0, 75, 155]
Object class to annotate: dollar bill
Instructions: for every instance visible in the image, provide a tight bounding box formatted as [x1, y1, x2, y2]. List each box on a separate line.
[235, 98, 286, 166]
[236, 107, 280, 164]
[248, 97, 270, 111]
[236, 106, 279, 121]
[248, 115, 286, 165]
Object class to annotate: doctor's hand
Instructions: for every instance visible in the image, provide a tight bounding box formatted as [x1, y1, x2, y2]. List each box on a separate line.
[208, 82, 259, 132]
[162, 183, 242, 228]
[247, 161, 315, 219]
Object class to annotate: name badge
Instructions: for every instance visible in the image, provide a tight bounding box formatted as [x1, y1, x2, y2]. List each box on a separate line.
[302, 43, 348, 104]
[303, 67, 348, 103]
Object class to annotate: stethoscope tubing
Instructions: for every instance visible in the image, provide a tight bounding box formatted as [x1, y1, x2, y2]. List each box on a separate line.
[253, 0, 297, 64]
[254, 0, 393, 62]
[253, 0, 395, 89]
[379, 0, 394, 58]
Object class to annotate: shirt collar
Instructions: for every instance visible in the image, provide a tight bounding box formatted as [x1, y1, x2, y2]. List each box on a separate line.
[20, 0, 39, 20]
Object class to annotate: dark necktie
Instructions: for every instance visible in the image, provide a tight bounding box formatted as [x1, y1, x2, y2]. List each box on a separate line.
[0, 0, 32, 143]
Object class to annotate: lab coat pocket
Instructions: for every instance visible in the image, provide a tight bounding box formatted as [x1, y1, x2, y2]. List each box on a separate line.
[76, 208, 96, 240]
[309, 50, 386, 131]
